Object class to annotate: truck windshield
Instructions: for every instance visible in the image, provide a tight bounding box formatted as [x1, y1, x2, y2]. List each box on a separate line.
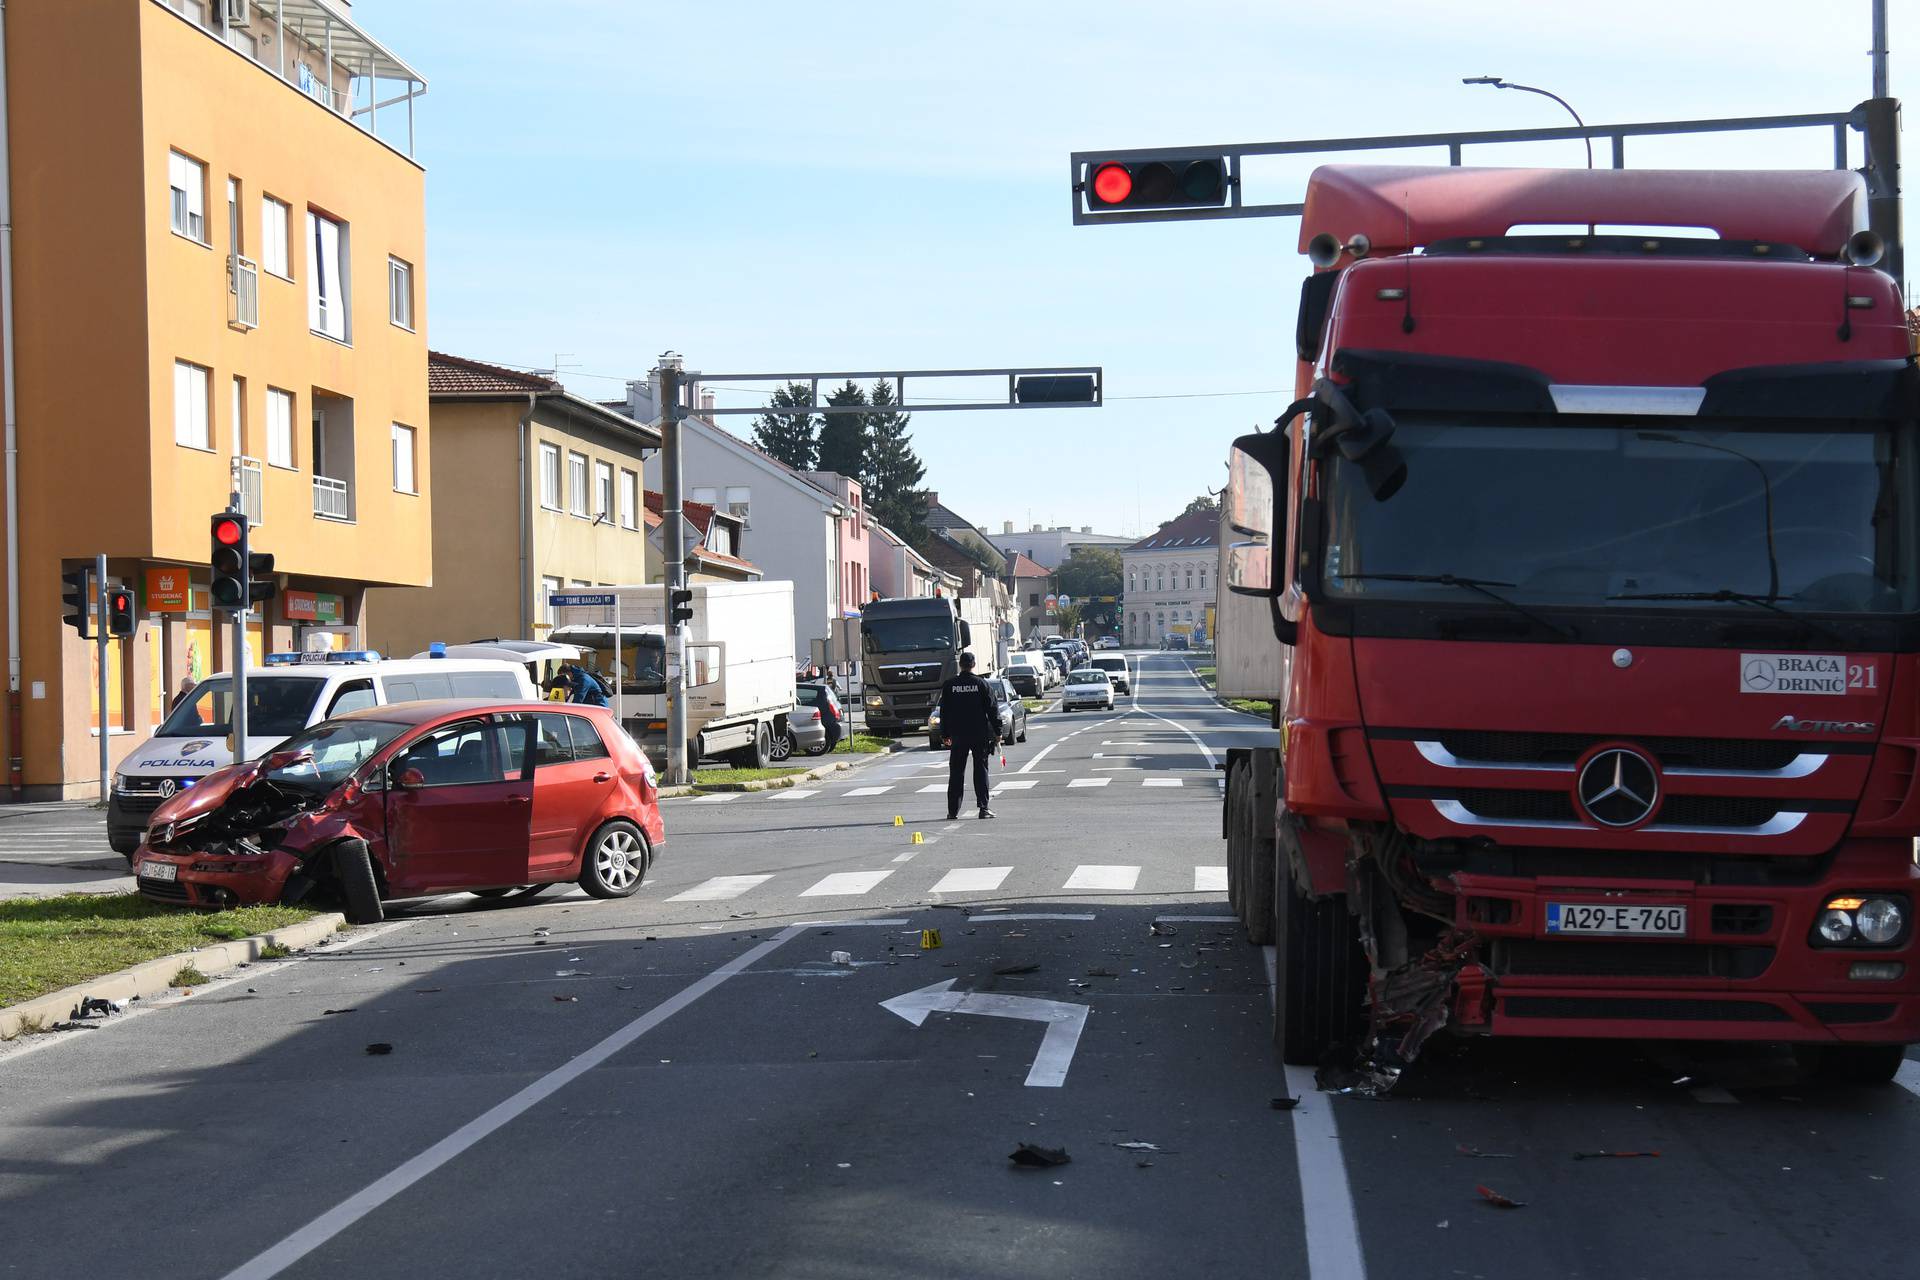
[156, 677, 325, 740]
[862, 617, 953, 653]
[1322, 419, 1919, 615]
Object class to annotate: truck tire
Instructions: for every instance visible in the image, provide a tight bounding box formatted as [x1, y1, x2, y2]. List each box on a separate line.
[769, 724, 794, 761]
[1273, 850, 1367, 1065]
[334, 840, 384, 926]
[1225, 758, 1250, 920]
[1244, 764, 1277, 945]
[731, 722, 771, 769]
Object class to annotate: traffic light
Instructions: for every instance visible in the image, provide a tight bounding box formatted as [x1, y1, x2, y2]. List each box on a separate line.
[60, 566, 91, 638]
[1015, 375, 1098, 404]
[249, 551, 277, 606]
[1083, 155, 1229, 211]
[107, 588, 136, 638]
[668, 587, 694, 626]
[210, 513, 248, 612]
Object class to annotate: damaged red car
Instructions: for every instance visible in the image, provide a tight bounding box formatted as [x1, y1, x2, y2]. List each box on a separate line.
[133, 700, 664, 923]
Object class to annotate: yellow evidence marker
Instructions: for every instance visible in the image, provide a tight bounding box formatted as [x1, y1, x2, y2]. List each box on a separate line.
[920, 929, 942, 950]
[911, 831, 924, 844]
[894, 815, 904, 827]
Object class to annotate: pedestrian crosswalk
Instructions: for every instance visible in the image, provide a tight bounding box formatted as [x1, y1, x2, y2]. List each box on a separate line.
[678, 775, 1204, 804]
[661, 862, 1229, 906]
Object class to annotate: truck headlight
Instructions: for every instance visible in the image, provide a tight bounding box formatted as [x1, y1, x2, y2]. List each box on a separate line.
[1855, 897, 1905, 944]
[865, 695, 884, 707]
[1817, 909, 1855, 944]
[1811, 894, 1909, 947]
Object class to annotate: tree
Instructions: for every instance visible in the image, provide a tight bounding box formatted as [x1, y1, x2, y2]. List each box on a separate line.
[815, 381, 869, 478]
[751, 382, 819, 470]
[863, 379, 927, 541]
[1054, 602, 1083, 636]
[1182, 493, 1219, 517]
[1056, 545, 1123, 603]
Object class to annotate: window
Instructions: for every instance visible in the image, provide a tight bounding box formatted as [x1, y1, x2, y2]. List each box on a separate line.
[1127, 572, 1135, 593]
[306, 210, 350, 341]
[538, 443, 561, 510]
[168, 151, 206, 243]
[567, 452, 588, 517]
[260, 196, 290, 278]
[541, 575, 563, 623]
[565, 715, 610, 761]
[1029, 593, 1040, 606]
[391, 423, 417, 494]
[1156, 571, 1165, 591]
[1186, 568, 1194, 589]
[725, 485, 751, 524]
[230, 377, 245, 455]
[226, 177, 242, 256]
[173, 361, 211, 449]
[691, 486, 717, 506]
[594, 460, 614, 520]
[388, 256, 414, 330]
[326, 680, 377, 717]
[619, 469, 639, 529]
[393, 721, 497, 787]
[266, 388, 295, 468]
[1199, 568, 1207, 590]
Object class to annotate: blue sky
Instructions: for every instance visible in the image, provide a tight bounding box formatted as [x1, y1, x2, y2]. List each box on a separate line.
[361, 0, 1905, 539]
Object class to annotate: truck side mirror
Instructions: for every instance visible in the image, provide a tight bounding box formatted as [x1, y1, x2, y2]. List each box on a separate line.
[959, 620, 972, 646]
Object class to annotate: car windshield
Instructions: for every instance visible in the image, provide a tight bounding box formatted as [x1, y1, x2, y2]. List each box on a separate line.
[862, 616, 953, 653]
[1322, 418, 1920, 614]
[261, 718, 409, 791]
[156, 676, 326, 739]
[1070, 669, 1109, 683]
[1093, 657, 1124, 669]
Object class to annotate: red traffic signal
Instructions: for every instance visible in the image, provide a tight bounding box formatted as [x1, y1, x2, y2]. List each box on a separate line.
[213, 515, 244, 546]
[210, 513, 249, 611]
[107, 590, 135, 637]
[1084, 156, 1229, 211]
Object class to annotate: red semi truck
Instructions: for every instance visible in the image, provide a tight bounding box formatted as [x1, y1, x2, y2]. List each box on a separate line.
[1217, 163, 1918, 1084]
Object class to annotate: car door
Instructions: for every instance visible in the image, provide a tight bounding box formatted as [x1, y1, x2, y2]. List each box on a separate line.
[384, 718, 534, 893]
[516, 710, 612, 877]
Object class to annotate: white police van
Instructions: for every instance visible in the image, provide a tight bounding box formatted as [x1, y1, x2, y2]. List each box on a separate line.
[107, 650, 538, 854]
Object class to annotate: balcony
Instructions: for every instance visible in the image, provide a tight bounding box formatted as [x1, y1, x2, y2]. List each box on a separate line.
[313, 475, 350, 521]
[311, 390, 356, 521]
[154, 0, 426, 160]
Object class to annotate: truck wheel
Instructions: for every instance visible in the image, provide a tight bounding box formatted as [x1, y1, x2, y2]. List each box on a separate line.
[731, 723, 771, 769]
[1225, 758, 1249, 920]
[1794, 1043, 1905, 1085]
[334, 840, 384, 926]
[1273, 850, 1367, 1065]
[579, 821, 649, 898]
[1244, 766, 1276, 946]
[769, 728, 794, 761]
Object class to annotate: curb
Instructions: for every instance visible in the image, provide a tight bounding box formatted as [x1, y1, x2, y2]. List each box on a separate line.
[0, 911, 346, 1041]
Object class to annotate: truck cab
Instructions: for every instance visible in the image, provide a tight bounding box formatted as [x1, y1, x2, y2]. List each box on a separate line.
[1221, 164, 1919, 1083]
[861, 596, 993, 733]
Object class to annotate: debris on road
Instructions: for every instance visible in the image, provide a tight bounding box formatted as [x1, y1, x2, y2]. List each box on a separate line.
[1149, 922, 1176, 937]
[1009, 1143, 1072, 1168]
[1573, 1150, 1660, 1160]
[1271, 1096, 1300, 1111]
[1476, 1185, 1525, 1209]
[1086, 967, 1118, 978]
[322, 1008, 356, 1015]
[554, 969, 591, 977]
[70, 996, 123, 1020]
[553, 995, 579, 1003]
[1457, 1144, 1516, 1159]
[1115, 1141, 1160, 1152]
[994, 962, 1040, 975]
[830, 951, 853, 966]
[364, 1043, 393, 1055]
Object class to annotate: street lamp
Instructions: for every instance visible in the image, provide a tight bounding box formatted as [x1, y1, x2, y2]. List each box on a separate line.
[1462, 76, 1593, 169]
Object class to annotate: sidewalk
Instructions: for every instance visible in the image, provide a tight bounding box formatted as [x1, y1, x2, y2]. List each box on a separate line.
[0, 804, 127, 900]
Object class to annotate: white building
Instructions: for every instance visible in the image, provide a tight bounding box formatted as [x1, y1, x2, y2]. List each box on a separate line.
[988, 522, 1133, 570]
[1122, 509, 1216, 647]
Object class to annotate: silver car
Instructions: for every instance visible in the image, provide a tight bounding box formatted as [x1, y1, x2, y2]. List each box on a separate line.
[781, 702, 828, 759]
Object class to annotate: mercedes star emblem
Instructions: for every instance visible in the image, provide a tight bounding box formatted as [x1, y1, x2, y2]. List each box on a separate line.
[1577, 748, 1659, 828]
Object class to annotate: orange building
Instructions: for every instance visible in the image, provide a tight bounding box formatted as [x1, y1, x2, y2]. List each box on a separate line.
[2, 1, 430, 798]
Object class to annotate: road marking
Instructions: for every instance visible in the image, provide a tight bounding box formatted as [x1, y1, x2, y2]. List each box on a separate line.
[993, 780, 1037, 792]
[916, 783, 947, 793]
[929, 866, 1011, 894]
[1142, 777, 1183, 788]
[1067, 778, 1110, 788]
[220, 921, 905, 1280]
[974, 912, 1096, 922]
[667, 874, 771, 902]
[1193, 867, 1228, 891]
[844, 786, 893, 796]
[1896, 1059, 1920, 1099]
[687, 793, 740, 804]
[891, 851, 918, 863]
[800, 870, 895, 897]
[880, 979, 1089, 1087]
[772, 789, 820, 800]
[1159, 912, 1235, 922]
[1017, 741, 1063, 774]
[1063, 864, 1139, 891]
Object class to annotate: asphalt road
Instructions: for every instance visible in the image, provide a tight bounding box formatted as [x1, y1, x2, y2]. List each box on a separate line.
[3, 651, 1918, 1279]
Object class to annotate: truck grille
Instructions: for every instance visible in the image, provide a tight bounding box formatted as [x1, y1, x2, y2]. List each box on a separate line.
[1434, 788, 1802, 832]
[1434, 731, 1808, 772]
[1502, 996, 1790, 1022]
[1494, 940, 1773, 980]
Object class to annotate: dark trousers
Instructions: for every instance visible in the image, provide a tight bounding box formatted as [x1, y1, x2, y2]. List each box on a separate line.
[947, 743, 990, 814]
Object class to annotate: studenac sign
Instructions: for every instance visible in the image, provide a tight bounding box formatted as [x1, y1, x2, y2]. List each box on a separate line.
[285, 590, 345, 624]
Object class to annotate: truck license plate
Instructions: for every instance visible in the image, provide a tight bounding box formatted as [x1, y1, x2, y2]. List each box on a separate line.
[1547, 903, 1685, 935]
[138, 861, 178, 882]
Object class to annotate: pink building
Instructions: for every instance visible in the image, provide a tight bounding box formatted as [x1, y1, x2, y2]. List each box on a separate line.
[803, 471, 872, 619]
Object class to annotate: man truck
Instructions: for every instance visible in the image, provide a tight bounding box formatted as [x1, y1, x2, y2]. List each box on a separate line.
[1218, 163, 1918, 1084]
[860, 595, 997, 734]
[550, 581, 796, 772]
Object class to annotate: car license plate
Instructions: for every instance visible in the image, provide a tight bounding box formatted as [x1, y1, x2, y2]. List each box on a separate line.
[1547, 902, 1685, 935]
[139, 860, 178, 882]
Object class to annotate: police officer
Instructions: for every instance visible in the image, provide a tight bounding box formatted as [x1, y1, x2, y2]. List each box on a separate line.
[939, 651, 1002, 819]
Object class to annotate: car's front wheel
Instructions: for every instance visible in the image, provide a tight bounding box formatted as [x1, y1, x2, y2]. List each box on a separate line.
[579, 821, 648, 899]
[333, 839, 384, 925]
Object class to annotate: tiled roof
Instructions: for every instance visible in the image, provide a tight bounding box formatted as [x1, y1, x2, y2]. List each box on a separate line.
[643, 490, 718, 531]
[1006, 552, 1050, 578]
[428, 352, 560, 395]
[1128, 508, 1217, 551]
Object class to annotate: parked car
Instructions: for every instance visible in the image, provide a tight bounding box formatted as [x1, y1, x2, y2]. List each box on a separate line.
[781, 702, 827, 758]
[927, 677, 1028, 749]
[1096, 636, 1120, 650]
[1089, 653, 1131, 694]
[131, 700, 664, 922]
[795, 681, 843, 754]
[1003, 663, 1044, 698]
[1041, 650, 1070, 685]
[1062, 668, 1115, 711]
[1164, 634, 1191, 651]
[1006, 652, 1053, 690]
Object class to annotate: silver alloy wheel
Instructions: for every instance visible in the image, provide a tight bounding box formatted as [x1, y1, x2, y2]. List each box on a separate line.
[594, 827, 644, 893]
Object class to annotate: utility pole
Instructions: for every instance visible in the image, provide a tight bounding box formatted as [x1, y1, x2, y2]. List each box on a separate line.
[656, 354, 689, 787]
[93, 553, 107, 804]
[1872, 0, 1890, 99]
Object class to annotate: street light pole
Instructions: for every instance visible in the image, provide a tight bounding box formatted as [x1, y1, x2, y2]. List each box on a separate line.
[655, 353, 689, 787]
[1462, 76, 1594, 170]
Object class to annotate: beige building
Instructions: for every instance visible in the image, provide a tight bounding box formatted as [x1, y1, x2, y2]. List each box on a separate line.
[370, 354, 659, 656]
[1123, 508, 1216, 647]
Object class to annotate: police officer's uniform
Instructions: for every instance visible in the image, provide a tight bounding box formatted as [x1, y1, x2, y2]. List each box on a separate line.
[938, 658, 1002, 818]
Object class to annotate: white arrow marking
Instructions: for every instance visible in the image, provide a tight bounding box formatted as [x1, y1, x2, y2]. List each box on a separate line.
[880, 979, 1089, 1087]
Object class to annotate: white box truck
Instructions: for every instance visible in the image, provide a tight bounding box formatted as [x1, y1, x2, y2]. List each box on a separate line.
[549, 581, 796, 771]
